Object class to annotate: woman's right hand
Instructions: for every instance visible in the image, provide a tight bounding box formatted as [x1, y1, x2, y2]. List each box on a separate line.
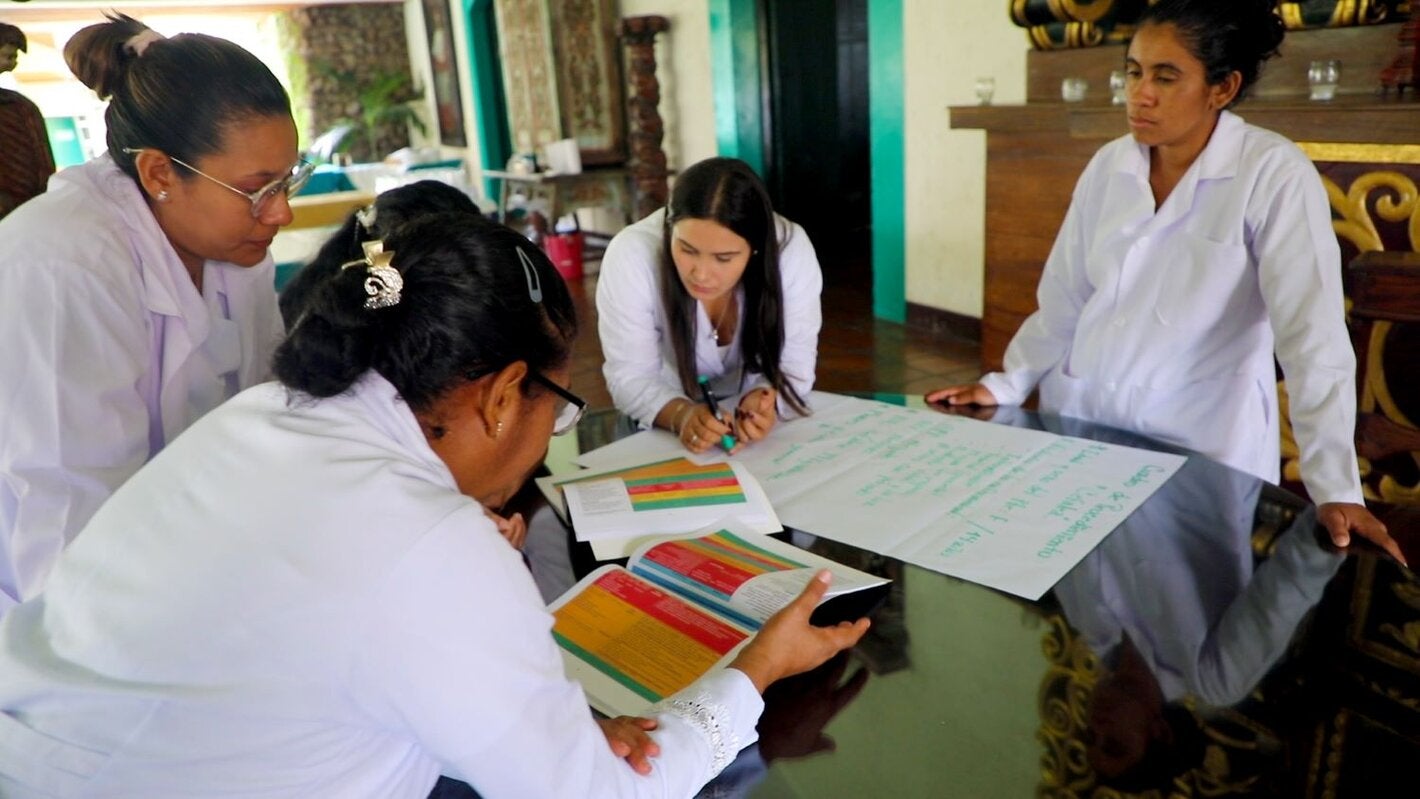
[679, 404, 737, 455]
[925, 382, 998, 408]
[728, 571, 871, 694]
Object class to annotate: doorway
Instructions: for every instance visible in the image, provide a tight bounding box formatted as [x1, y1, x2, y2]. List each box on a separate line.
[761, 0, 872, 276]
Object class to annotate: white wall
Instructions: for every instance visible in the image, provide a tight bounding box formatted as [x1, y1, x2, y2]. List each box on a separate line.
[618, 0, 719, 171]
[903, 2, 1026, 319]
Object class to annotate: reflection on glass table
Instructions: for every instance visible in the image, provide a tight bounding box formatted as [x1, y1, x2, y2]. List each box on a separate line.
[514, 396, 1416, 798]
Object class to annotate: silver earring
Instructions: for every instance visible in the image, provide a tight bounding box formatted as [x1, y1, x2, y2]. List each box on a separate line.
[156, 190, 169, 202]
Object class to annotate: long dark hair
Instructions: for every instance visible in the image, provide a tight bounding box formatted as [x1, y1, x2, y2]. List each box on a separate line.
[279, 181, 480, 329]
[1138, 0, 1285, 107]
[63, 13, 291, 194]
[660, 157, 808, 416]
[272, 214, 577, 413]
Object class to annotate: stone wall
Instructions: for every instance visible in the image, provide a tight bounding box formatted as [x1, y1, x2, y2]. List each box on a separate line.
[277, 3, 419, 162]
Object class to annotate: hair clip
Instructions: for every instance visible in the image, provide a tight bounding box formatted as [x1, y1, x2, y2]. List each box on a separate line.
[517, 246, 543, 304]
[125, 29, 165, 57]
[355, 204, 377, 232]
[340, 240, 403, 310]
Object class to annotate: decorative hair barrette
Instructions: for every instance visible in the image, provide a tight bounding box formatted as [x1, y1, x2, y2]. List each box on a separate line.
[125, 30, 165, 57]
[355, 203, 378, 233]
[341, 240, 403, 310]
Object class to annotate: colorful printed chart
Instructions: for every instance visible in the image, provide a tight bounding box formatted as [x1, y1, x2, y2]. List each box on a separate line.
[618, 459, 746, 511]
[551, 568, 749, 703]
[638, 530, 806, 600]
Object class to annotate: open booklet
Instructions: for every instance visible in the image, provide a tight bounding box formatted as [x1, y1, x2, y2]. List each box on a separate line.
[536, 457, 782, 560]
[548, 526, 890, 717]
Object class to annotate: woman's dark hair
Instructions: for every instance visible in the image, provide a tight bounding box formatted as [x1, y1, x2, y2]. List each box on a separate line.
[272, 213, 577, 414]
[279, 181, 481, 329]
[660, 157, 808, 416]
[1093, 704, 1207, 792]
[1138, 0, 1285, 106]
[63, 13, 291, 192]
[0, 23, 27, 52]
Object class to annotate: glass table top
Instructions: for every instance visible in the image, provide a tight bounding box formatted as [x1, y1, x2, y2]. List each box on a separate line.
[519, 395, 1419, 798]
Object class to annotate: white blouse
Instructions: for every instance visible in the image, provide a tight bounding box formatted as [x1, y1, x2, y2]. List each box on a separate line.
[980, 112, 1363, 505]
[0, 155, 282, 615]
[597, 208, 823, 427]
[0, 373, 762, 798]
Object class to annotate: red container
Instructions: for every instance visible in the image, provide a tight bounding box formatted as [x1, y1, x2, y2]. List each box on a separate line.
[544, 232, 584, 281]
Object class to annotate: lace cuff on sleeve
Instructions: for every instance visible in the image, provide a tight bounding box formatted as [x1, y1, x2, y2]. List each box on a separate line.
[652, 688, 742, 774]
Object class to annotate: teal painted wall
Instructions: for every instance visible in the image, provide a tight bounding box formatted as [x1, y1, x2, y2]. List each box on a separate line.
[868, 0, 905, 323]
[465, 0, 511, 197]
[707, 0, 765, 177]
[709, 0, 904, 322]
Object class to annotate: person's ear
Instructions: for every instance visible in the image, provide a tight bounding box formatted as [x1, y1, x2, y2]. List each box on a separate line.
[483, 361, 529, 438]
[1209, 70, 1242, 110]
[133, 149, 178, 203]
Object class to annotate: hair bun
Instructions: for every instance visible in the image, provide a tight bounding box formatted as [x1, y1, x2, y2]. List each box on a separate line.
[63, 13, 150, 100]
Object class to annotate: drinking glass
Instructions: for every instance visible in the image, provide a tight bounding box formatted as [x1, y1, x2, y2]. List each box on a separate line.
[1308, 59, 1341, 101]
[974, 76, 996, 106]
[1109, 70, 1127, 105]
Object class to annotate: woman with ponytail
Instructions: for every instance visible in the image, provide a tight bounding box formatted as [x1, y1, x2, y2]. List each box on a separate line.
[0, 215, 867, 797]
[0, 13, 302, 613]
[929, 0, 1403, 563]
[597, 157, 823, 453]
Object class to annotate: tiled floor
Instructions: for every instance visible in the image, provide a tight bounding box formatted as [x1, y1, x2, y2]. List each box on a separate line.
[563, 257, 982, 412]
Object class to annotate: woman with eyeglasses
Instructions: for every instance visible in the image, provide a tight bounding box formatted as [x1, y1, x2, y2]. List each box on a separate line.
[597, 157, 822, 454]
[0, 13, 301, 613]
[0, 214, 869, 797]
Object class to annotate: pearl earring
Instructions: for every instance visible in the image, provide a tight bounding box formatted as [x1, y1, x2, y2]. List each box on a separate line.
[496, 420, 504, 438]
[156, 190, 169, 202]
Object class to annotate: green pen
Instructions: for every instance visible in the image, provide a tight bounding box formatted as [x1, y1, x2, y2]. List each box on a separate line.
[697, 375, 737, 451]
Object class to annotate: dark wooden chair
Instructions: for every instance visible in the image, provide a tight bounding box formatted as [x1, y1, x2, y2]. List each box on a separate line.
[1344, 250, 1420, 509]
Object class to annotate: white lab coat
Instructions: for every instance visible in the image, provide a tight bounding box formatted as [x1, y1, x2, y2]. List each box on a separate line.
[0, 155, 282, 615]
[1053, 459, 1342, 706]
[597, 208, 823, 428]
[0, 373, 762, 798]
[980, 112, 1362, 505]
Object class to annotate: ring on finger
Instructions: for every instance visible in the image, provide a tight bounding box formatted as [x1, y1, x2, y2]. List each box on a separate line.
[690, 432, 700, 444]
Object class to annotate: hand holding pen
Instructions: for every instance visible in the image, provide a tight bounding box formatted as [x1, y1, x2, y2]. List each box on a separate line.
[696, 376, 738, 452]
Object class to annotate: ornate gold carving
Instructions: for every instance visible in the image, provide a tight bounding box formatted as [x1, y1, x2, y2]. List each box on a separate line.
[1279, 163, 1420, 501]
[1297, 143, 1420, 166]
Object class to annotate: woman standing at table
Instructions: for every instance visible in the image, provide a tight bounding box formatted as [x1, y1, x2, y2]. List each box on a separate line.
[597, 157, 823, 454]
[928, 0, 1403, 562]
[0, 13, 303, 613]
[0, 214, 868, 797]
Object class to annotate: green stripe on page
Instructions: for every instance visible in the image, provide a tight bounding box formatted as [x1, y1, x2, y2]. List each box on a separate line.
[631, 494, 746, 511]
[553, 632, 663, 703]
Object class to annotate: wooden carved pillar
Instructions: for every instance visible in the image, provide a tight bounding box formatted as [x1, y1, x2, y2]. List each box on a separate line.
[620, 15, 671, 219]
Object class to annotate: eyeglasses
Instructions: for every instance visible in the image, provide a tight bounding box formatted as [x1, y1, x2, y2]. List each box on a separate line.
[122, 147, 315, 218]
[529, 371, 586, 436]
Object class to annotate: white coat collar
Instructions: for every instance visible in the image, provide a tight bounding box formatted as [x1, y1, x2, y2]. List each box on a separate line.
[345, 370, 460, 493]
[1110, 110, 1245, 178]
[1110, 110, 1246, 229]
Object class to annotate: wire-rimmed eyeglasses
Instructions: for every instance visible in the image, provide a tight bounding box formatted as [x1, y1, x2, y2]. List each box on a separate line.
[121, 147, 315, 218]
[529, 371, 586, 436]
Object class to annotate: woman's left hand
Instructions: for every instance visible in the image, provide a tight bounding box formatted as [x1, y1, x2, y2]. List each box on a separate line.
[736, 388, 779, 443]
[483, 508, 527, 551]
[596, 715, 661, 775]
[1318, 502, 1407, 567]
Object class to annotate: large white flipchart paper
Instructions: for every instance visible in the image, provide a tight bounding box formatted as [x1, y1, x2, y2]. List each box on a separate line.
[576, 393, 1186, 599]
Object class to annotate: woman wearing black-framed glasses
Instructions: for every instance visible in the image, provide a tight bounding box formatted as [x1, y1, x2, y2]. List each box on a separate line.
[0, 13, 295, 613]
[0, 212, 868, 797]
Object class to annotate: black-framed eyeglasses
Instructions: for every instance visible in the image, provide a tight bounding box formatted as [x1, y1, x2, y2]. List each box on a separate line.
[122, 147, 315, 218]
[530, 371, 586, 436]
